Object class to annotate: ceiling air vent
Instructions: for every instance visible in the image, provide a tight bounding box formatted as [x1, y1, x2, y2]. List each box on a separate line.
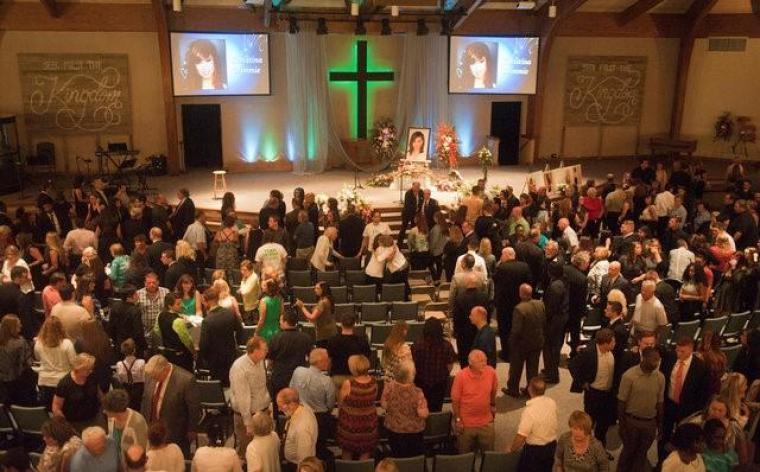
[708, 37, 747, 52]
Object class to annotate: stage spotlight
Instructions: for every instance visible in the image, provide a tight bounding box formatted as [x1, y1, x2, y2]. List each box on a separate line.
[172, 0, 182, 12]
[288, 16, 299, 34]
[391, 5, 399, 16]
[316, 17, 328, 35]
[416, 18, 428, 36]
[380, 18, 392, 35]
[440, 17, 451, 36]
[350, 2, 359, 16]
[355, 17, 366, 35]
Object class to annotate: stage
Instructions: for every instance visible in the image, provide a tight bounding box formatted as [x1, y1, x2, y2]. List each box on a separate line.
[155, 162, 618, 211]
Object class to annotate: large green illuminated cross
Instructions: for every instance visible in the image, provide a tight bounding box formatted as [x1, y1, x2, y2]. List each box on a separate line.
[329, 40, 394, 140]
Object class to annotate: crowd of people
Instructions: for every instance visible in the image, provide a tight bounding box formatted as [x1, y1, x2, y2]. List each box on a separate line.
[0, 157, 758, 472]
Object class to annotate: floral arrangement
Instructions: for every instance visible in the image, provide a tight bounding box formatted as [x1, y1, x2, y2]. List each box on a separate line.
[714, 112, 734, 141]
[476, 146, 494, 168]
[370, 118, 399, 163]
[366, 173, 395, 188]
[336, 185, 373, 221]
[435, 123, 460, 168]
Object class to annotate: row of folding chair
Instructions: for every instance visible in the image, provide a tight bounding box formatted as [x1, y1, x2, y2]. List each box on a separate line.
[290, 283, 408, 304]
[287, 269, 435, 291]
[660, 310, 760, 346]
[0, 404, 51, 448]
[334, 444, 520, 472]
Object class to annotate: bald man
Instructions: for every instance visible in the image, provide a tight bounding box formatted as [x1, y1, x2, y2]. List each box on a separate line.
[451, 350, 498, 453]
[277, 388, 318, 466]
[505, 284, 546, 397]
[493, 247, 531, 361]
[470, 306, 496, 367]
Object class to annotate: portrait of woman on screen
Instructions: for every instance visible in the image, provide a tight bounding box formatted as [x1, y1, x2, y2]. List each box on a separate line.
[183, 39, 228, 91]
[457, 41, 497, 90]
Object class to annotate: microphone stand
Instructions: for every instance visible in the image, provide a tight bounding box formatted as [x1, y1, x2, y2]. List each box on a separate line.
[353, 165, 364, 190]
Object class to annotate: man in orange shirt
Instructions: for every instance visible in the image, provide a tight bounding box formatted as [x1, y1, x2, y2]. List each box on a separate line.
[451, 349, 498, 453]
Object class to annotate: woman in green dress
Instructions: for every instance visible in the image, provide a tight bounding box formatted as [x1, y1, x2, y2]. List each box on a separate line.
[256, 279, 283, 341]
[174, 274, 203, 316]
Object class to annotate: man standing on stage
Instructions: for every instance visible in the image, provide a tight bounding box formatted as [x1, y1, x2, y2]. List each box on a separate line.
[398, 181, 423, 246]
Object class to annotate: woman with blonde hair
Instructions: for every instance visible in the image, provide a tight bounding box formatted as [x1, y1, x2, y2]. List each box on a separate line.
[42, 231, 67, 282]
[238, 259, 260, 322]
[553, 410, 609, 471]
[478, 237, 496, 276]
[52, 353, 103, 432]
[245, 411, 281, 472]
[175, 239, 199, 282]
[337, 355, 378, 460]
[311, 226, 341, 272]
[34, 317, 77, 409]
[382, 321, 412, 381]
[2, 245, 34, 293]
[606, 288, 628, 318]
[0, 314, 34, 405]
[213, 278, 242, 320]
[720, 373, 752, 429]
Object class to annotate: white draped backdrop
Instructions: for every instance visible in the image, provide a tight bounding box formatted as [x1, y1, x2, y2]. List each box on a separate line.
[285, 32, 451, 175]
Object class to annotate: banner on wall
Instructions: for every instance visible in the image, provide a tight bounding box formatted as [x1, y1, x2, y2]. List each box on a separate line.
[17, 53, 132, 134]
[563, 56, 647, 127]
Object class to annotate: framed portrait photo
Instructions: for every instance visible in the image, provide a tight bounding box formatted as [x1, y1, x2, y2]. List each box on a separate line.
[405, 127, 431, 162]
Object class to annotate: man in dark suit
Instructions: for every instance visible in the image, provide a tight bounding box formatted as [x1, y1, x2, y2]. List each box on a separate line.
[147, 227, 173, 277]
[564, 251, 589, 357]
[142, 354, 200, 457]
[268, 309, 313, 419]
[398, 181, 423, 245]
[604, 301, 629, 361]
[168, 188, 195, 241]
[107, 285, 147, 358]
[658, 336, 709, 464]
[542, 262, 569, 384]
[36, 201, 69, 241]
[516, 228, 545, 286]
[199, 287, 244, 387]
[450, 270, 489, 367]
[505, 283, 545, 397]
[474, 202, 502, 256]
[421, 188, 440, 228]
[493, 248, 531, 361]
[460, 221, 478, 252]
[568, 328, 617, 445]
[611, 220, 638, 259]
[0, 202, 13, 229]
[595, 261, 631, 310]
[0, 266, 36, 340]
[618, 330, 659, 377]
[160, 249, 190, 292]
[337, 204, 365, 258]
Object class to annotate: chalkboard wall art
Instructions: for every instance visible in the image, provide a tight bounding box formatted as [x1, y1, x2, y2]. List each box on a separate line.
[563, 56, 647, 127]
[17, 53, 132, 134]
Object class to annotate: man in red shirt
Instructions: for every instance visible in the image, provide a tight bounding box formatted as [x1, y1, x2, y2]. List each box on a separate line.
[451, 349, 498, 453]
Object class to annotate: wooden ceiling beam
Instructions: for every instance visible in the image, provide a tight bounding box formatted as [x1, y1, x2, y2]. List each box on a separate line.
[525, 0, 589, 163]
[151, 0, 181, 175]
[616, 0, 666, 25]
[669, 0, 720, 137]
[40, 0, 59, 18]
[453, 0, 485, 29]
